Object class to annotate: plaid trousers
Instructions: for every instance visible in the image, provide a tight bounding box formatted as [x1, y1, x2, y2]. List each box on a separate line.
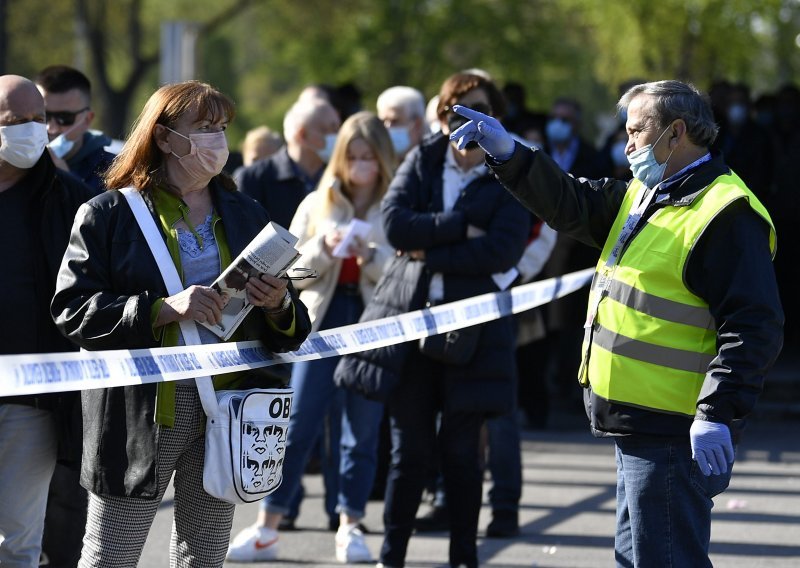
[79, 385, 235, 568]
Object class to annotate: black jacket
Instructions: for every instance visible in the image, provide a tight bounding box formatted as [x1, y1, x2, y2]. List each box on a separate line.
[235, 147, 317, 229]
[336, 134, 530, 416]
[490, 144, 784, 440]
[0, 152, 99, 410]
[66, 131, 116, 192]
[51, 183, 312, 498]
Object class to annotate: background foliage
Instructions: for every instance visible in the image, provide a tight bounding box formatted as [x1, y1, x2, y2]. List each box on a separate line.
[2, 0, 798, 146]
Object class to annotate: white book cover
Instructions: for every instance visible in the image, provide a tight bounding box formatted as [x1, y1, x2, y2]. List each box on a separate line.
[199, 222, 301, 340]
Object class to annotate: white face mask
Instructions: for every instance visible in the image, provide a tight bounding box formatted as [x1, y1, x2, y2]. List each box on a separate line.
[316, 133, 337, 162]
[388, 126, 411, 156]
[0, 121, 49, 169]
[348, 158, 379, 187]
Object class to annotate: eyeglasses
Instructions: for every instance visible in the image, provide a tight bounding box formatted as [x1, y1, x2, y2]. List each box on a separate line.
[45, 107, 90, 127]
[285, 267, 318, 281]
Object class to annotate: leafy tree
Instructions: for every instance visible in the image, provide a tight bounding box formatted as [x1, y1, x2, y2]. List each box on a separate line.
[4, 0, 798, 147]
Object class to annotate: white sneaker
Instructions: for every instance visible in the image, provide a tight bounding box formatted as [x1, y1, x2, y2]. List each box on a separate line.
[335, 523, 373, 563]
[226, 525, 279, 562]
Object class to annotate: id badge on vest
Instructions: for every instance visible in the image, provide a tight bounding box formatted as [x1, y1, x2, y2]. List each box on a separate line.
[588, 184, 658, 326]
[579, 183, 658, 385]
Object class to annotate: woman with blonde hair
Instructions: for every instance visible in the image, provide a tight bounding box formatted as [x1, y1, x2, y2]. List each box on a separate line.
[227, 111, 395, 564]
[51, 80, 312, 567]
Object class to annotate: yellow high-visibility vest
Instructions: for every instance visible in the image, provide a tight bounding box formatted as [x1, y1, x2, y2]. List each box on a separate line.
[580, 171, 776, 416]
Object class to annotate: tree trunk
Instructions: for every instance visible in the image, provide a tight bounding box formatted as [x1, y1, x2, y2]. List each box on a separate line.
[0, 0, 7, 75]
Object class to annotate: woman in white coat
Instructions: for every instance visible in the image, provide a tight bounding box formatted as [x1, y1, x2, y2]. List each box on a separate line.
[227, 111, 395, 564]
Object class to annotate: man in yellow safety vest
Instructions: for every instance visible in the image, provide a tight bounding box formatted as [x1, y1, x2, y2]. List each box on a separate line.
[448, 80, 783, 568]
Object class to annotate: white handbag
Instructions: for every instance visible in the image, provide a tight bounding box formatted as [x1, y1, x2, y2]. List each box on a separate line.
[121, 188, 292, 504]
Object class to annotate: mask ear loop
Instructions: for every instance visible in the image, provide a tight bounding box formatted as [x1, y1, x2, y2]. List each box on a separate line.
[165, 126, 194, 159]
[663, 129, 676, 163]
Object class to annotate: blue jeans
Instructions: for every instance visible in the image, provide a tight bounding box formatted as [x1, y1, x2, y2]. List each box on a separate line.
[0, 404, 57, 568]
[285, 397, 343, 521]
[380, 351, 484, 568]
[614, 435, 733, 568]
[487, 410, 522, 513]
[263, 290, 384, 519]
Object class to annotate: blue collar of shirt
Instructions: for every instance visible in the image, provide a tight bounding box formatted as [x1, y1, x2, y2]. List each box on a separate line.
[551, 137, 579, 173]
[659, 152, 712, 191]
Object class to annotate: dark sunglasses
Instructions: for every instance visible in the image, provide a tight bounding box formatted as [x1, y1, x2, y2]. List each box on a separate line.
[45, 107, 90, 127]
[285, 267, 318, 281]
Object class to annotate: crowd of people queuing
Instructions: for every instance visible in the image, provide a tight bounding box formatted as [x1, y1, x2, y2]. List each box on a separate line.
[0, 60, 788, 568]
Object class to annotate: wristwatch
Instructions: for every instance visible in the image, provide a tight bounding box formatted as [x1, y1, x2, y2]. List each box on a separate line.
[262, 289, 292, 315]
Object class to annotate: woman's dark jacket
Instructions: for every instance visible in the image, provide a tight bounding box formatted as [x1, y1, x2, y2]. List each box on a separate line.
[336, 134, 529, 416]
[51, 183, 312, 498]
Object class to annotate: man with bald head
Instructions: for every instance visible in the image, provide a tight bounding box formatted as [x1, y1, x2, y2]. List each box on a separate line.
[235, 97, 341, 228]
[0, 75, 97, 567]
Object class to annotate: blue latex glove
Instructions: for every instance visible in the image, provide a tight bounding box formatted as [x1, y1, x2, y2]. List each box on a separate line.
[449, 105, 516, 161]
[690, 420, 735, 476]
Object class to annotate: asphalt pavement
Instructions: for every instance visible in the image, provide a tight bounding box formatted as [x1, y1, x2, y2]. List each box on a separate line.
[139, 407, 800, 567]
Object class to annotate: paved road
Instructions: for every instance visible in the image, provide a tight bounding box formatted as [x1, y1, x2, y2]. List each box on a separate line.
[139, 411, 800, 567]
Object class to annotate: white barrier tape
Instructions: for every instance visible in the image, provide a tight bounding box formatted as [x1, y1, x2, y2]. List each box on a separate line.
[0, 268, 593, 397]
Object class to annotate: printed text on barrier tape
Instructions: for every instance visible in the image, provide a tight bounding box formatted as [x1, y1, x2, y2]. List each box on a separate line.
[0, 268, 593, 397]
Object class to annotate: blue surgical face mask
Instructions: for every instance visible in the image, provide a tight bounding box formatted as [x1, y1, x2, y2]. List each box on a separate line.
[627, 125, 674, 189]
[48, 131, 76, 159]
[47, 119, 84, 159]
[316, 133, 337, 162]
[727, 103, 748, 126]
[388, 126, 411, 156]
[611, 140, 628, 167]
[546, 118, 572, 144]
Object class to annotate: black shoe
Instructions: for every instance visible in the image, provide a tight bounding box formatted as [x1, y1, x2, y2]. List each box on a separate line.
[278, 517, 298, 531]
[486, 510, 519, 538]
[414, 505, 449, 532]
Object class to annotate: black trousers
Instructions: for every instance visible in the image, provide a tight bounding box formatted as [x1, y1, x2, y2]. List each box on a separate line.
[42, 463, 87, 568]
[379, 351, 484, 568]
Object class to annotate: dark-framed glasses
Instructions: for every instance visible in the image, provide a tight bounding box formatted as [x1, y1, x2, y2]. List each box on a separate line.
[285, 267, 318, 281]
[45, 107, 90, 127]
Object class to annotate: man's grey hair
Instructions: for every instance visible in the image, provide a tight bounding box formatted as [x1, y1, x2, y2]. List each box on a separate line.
[618, 80, 719, 147]
[283, 98, 335, 142]
[376, 86, 426, 121]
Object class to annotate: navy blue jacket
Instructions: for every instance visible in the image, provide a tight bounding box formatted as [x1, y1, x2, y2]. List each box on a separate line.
[337, 134, 530, 415]
[66, 131, 116, 192]
[235, 147, 319, 229]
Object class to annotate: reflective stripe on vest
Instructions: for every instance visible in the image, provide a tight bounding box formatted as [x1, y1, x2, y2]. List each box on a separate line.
[582, 171, 776, 416]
